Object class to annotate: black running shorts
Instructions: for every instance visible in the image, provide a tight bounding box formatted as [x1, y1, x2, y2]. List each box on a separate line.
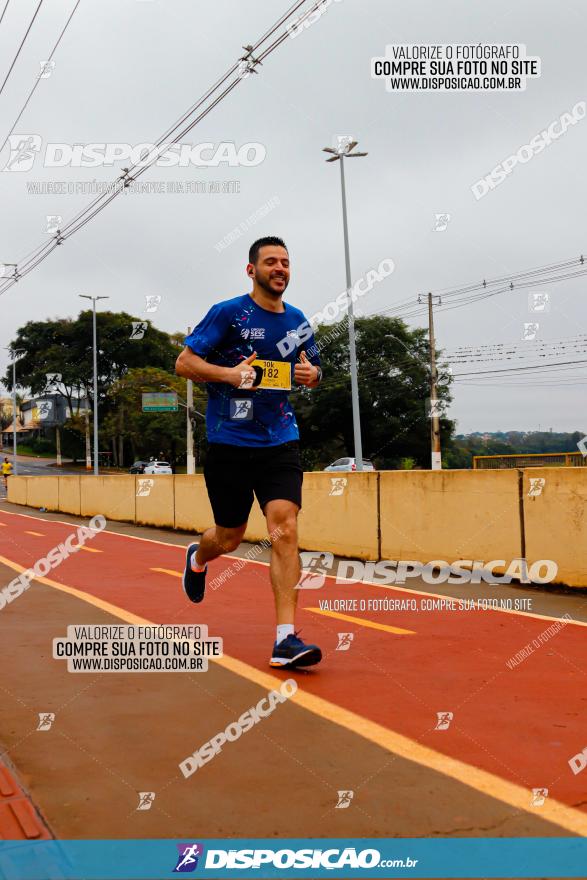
[203, 440, 303, 528]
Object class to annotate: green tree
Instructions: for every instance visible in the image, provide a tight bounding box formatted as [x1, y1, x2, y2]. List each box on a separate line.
[102, 367, 207, 468]
[6, 312, 181, 464]
[5, 311, 178, 409]
[294, 314, 454, 469]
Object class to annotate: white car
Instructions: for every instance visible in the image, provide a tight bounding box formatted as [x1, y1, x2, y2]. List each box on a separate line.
[324, 457, 375, 472]
[143, 461, 173, 475]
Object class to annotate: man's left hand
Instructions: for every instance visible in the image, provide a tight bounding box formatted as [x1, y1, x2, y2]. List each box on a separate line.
[294, 351, 319, 386]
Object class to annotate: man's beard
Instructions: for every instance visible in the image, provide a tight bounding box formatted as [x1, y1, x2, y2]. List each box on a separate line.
[256, 273, 289, 296]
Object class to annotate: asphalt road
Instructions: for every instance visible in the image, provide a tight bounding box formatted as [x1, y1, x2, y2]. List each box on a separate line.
[0, 454, 81, 480]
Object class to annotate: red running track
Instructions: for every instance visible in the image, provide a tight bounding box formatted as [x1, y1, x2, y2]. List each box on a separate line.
[1, 510, 586, 812]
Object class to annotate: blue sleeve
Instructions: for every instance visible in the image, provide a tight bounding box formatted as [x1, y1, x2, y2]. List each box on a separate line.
[184, 303, 231, 358]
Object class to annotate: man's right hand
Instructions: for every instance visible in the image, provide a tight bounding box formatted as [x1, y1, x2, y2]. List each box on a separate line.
[176, 347, 262, 388]
[224, 352, 259, 389]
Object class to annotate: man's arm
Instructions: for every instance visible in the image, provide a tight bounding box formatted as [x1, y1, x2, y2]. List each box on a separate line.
[175, 346, 229, 383]
[176, 347, 258, 388]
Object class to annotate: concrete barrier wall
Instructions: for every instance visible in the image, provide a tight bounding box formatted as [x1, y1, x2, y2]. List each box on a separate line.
[135, 475, 175, 528]
[58, 476, 81, 516]
[298, 472, 379, 558]
[27, 476, 59, 511]
[80, 476, 136, 522]
[523, 467, 587, 587]
[7, 476, 28, 506]
[174, 476, 273, 540]
[380, 469, 522, 565]
[174, 473, 380, 554]
[174, 475, 213, 532]
[5, 469, 587, 588]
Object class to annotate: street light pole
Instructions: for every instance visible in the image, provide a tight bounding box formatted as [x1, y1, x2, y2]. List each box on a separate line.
[338, 155, 363, 471]
[323, 138, 368, 471]
[186, 327, 195, 475]
[6, 348, 25, 476]
[12, 360, 17, 472]
[79, 295, 109, 475]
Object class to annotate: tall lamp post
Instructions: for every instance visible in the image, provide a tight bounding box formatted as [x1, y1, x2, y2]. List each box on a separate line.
[185, 327, 195, 475]
[79, 295, 109, 475]
[6, 348, 25, 475]
[322, 138, 368, 471]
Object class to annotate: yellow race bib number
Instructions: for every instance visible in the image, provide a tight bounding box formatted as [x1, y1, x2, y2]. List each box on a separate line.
[252, 359, 291, 391]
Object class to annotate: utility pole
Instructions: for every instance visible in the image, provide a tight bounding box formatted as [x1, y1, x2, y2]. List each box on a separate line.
[426, 293, 442, 470]
[45, 375, 62, 467]
[160, 381, 204, 473]
[186, 326, 195, 475]
[79, 295, 109, 475]
[55, 425, 62, 466]
[322, 138, 368, 471]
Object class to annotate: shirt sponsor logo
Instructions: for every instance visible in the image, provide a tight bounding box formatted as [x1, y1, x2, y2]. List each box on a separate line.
[240, 327, 265, 340]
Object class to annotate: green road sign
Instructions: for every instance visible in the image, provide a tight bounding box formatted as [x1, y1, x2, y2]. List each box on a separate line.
[142, 392, 178, 412]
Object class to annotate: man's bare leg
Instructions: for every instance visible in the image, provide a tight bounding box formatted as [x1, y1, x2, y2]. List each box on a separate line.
[182, 522, 247, 604]
[194, 523, 248, 567]
[265, 499, 321, 667]
[264, 499, 300, 625]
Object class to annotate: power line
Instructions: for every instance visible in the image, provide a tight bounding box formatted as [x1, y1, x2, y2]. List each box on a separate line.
[0, 0, 10, 27]
[0, 0, 81, 158]
[430, 255, 584, 299]
[445, 333, 587, 354]
[445, 350, 587, 363]
[442, 344, 587, 365]
[0, 0, 44, 98]
[303, 326, 587, 391]
[302, 349, 587, 394]
[452, 359, 587, 378]
[0, 0, 321, 296]
[456, 379, 587, 387]
[373, 254, 587, 321]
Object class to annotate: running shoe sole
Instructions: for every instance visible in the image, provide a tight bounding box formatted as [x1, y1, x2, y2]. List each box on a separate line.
[269, 646, 322, 669]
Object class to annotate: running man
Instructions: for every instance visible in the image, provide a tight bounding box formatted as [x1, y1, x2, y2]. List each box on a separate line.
[2, 457, 13, 488]
[175, 236, 323, 669]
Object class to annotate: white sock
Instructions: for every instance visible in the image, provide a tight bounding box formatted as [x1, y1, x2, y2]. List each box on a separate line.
[276, 624, 295, 644]
[190, 551, 206, 573]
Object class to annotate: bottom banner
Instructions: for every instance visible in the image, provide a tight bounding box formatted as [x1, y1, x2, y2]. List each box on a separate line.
[0, 838, 585, 879]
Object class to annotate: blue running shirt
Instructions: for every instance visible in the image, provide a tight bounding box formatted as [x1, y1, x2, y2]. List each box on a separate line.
[184, 293, 321, 446]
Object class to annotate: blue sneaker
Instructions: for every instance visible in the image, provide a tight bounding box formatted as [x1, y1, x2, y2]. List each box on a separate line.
[182, 543, 207, 603]
[270, 632, 322, 669]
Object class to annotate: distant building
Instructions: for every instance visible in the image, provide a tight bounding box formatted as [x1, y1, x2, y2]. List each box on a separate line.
[1, 394, 89, 448]
[1, 420, 32, 447]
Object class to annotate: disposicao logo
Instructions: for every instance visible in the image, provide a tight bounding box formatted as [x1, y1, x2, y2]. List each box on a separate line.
[173, 843, 204, 872]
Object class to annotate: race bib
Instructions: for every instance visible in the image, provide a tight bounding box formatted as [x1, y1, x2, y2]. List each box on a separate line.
[251, 359, 291, 391]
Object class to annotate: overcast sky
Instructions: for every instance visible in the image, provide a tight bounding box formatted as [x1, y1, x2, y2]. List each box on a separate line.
[0, 0, 585, 434]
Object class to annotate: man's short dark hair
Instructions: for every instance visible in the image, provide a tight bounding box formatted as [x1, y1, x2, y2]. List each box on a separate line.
[248, 236, 288, 265]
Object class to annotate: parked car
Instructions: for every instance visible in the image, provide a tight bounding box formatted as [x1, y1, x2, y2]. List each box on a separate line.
[324, 457, 375, 472]
[143, 460, 173, 475]
[129, 460, 148, 474]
